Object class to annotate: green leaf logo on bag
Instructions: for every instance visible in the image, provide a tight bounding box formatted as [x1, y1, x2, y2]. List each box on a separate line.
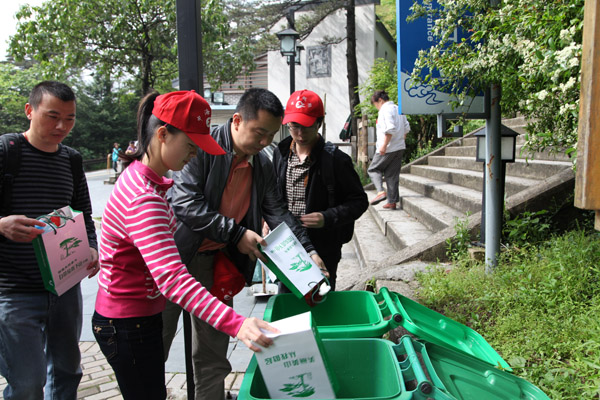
[60, 237, 83, 260]
[289, 254, 311, 272]
[279, 373, 315, 398]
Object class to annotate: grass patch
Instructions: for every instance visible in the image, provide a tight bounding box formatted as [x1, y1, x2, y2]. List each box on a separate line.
[416, 229, 600, 399]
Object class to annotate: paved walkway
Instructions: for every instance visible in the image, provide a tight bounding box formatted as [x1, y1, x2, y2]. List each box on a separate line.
[0, 170, 362, 399]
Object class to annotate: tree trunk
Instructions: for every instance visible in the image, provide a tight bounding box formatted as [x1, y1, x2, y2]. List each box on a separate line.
[346, 0, 361, 160]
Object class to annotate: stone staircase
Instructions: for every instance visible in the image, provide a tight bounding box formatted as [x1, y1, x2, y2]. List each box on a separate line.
[344, 117, 575, 293]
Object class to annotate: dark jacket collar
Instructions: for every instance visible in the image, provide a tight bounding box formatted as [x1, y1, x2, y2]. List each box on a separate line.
[278, 134, 325, 161]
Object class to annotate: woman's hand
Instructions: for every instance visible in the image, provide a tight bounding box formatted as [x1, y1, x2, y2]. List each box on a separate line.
[236, 317, 279, 352]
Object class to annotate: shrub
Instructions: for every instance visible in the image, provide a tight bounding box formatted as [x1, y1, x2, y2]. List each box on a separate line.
[417, 229, 600, 399]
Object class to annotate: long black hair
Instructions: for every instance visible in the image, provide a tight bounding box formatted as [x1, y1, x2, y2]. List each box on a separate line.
[120, 90, 179, 169]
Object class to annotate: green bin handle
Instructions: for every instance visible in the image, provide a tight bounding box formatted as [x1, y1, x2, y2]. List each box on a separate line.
[394, 336, 455, 400]
[378, 287, 404, 328]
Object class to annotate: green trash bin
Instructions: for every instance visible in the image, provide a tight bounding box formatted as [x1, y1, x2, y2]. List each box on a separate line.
[394, 335, 551, 400]
[239, 337, 549, 400]
[263, 287, 511, 371]
[238, 338, 454, 400]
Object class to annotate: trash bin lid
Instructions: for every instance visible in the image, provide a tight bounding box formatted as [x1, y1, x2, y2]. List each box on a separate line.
[395, 335, 550, 400]
[380, 287, 512, 372]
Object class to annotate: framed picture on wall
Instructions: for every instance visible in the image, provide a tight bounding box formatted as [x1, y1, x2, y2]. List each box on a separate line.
[307, 45, 331, 78]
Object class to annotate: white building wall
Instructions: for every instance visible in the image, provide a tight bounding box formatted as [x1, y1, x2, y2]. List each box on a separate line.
[269, 4, 390, 152]
[375, 25, 396, 64]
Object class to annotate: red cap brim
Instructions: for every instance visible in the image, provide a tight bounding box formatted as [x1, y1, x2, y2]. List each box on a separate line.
[282, 112, 317, 127]
[187, 133, 226, 155]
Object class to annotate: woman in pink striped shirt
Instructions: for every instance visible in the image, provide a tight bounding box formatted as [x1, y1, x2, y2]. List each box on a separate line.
[92, 90, 275, 399]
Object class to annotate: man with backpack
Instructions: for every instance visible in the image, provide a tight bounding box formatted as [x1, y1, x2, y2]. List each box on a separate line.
[0, 81, 99, 399]
[272, 89, 368, 290]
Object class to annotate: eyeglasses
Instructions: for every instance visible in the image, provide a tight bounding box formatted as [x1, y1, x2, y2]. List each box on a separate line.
[287, 123, 318, 133]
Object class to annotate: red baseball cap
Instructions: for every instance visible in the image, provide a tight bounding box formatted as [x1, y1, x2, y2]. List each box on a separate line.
[152, 90, 225, 155]
[282, 89, 325, 127]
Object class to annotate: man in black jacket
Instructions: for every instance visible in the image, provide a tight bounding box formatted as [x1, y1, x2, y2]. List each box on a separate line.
[161, 88, 326, 400]
[272, 89, 368, 290]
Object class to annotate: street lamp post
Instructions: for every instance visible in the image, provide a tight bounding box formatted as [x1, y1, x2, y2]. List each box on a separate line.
[276, 27, 300, 94]
[287, 45, 304, 66]
[474, 125, 518, 252]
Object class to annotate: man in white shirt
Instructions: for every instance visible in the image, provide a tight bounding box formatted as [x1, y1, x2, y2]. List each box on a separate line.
[368, 90, 411, 210]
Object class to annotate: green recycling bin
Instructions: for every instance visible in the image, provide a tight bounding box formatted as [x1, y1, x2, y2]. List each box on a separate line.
[394, 335, 550, 400]
[263, 287, 511, 371]
[239, 338, 450, 400]
[238, 337, 549, 400]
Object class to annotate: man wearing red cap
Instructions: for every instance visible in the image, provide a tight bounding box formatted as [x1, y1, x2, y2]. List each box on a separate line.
[272, 89, 368, 290]
[162, 88, 325, 400]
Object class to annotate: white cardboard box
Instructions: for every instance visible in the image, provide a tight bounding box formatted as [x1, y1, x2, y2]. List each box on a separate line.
[255, 312, 338, 399]
[260, 222, 325, 299]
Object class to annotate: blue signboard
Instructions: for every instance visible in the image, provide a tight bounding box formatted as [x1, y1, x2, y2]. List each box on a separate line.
[397, 0, 486, 116]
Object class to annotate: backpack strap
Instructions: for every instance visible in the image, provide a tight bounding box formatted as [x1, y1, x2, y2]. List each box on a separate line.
[0, 134, 83, 214]
[321, 141, 337, 208]
[65, 146, 83, 205]
[1, 133, 23, 216]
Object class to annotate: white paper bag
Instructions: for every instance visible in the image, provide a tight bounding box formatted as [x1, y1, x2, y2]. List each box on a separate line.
[255, 312, 337, 399]
[259, 222, 324, 299]
[32, 206, 92, 295]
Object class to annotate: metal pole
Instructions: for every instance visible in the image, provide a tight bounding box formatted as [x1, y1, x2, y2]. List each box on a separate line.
[484, 82, 502, 273]
[290, 54, 296, 94]
[176, 0, 203, 94]
[176, 0, 202, 397]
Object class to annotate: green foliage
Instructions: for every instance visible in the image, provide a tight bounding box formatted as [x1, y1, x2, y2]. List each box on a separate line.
[356, 58, 397, 121]
[0, 63, 46, 134]
[417, 229, 600, 398]
[353, 162, 370, 186]
[357, 58, 441, 164]
[409, 0, 583, 160]
[407, 137, 453, 163]
[9, 0, 177, 94]
[64, 74, 138, 159]
[502, 210, 551, 247]
[445, 214, 473, 261]
[9, 0, 255, 94]
[376, 0, 397, 40]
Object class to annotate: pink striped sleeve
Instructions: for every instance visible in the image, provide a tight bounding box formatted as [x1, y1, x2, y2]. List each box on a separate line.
[125, 193, 245, 337]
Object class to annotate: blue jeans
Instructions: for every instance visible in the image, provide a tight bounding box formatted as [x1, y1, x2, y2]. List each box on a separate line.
[0, 284, 83, 400]
[92, 311, 166, 400]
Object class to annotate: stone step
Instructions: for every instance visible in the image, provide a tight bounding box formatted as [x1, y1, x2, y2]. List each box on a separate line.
[398, 173, 482, 214]
[444, 144, 571, 163]
[444, 145, 476, 158]
[517, 145, 572, 162]
[502, 115, 528, 127]
[367, 186, 467, 232]
[396, 186, 469, 232]
[455, 127, 528, 148]
[427, 155, 571, 180]
[352, 205, 398, 270]
[365, 191, 433, 251]
[368, 205, 432, 251]
[409, 165, 540, 197]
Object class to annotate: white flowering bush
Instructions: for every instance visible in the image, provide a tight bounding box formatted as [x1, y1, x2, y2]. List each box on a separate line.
[409, 0, 583, 159]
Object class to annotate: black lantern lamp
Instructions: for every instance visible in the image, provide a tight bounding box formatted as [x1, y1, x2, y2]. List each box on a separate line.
[277, 28, 300, 94]
[203, 88, 212, 103]
[287, 45, 304, 65]
[474, 125, 518, 163]
[277, 28, 300, 56]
